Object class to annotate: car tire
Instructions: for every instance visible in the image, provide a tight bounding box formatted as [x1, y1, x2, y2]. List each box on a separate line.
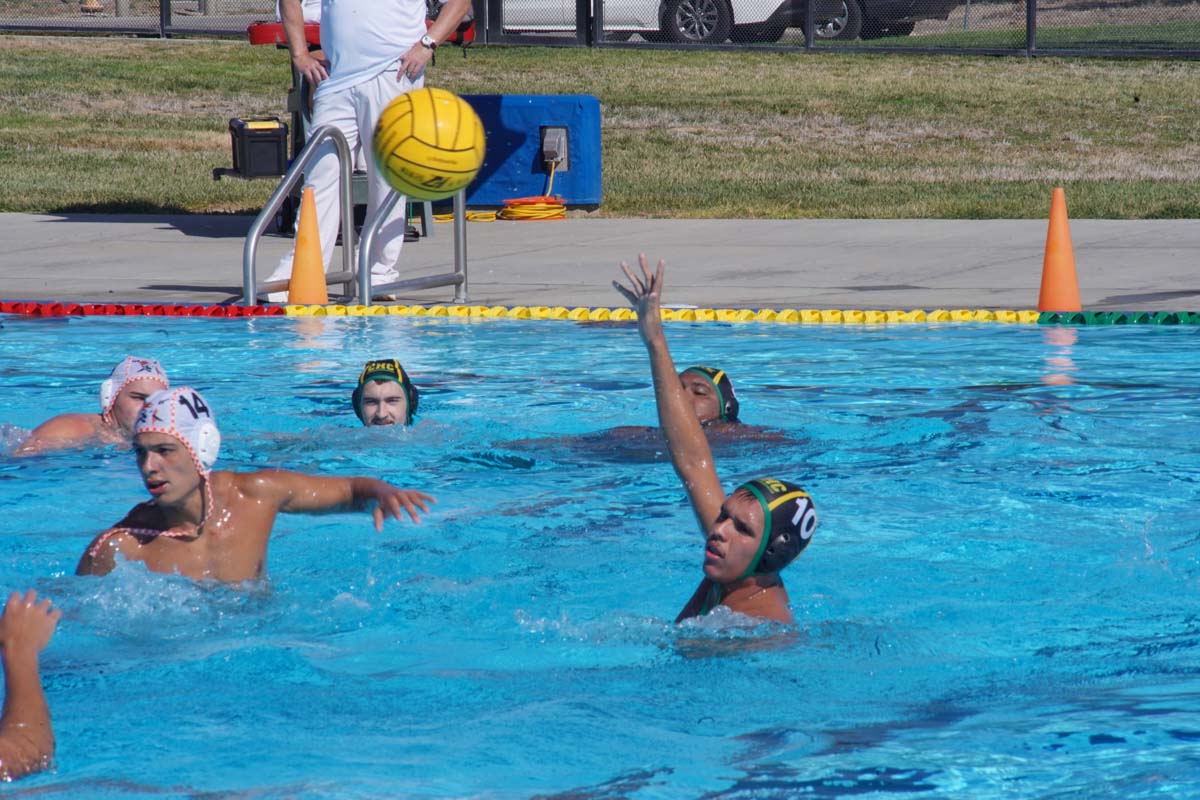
[662, 0, 734, 43]
[814, 0, 862, 40]
[730, 21, 787, 42]
[860, 18, 914, 38]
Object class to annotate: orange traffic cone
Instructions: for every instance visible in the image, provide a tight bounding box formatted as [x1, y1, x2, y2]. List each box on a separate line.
[1037, 187, 1081, 312]
[287, 186, 328, 305]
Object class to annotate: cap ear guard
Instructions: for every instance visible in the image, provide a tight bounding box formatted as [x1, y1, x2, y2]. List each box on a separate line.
[351, 386, 366, 423]
[193, 421, 221, 472]
[405, 382, 419, 425]
[721, 380, 740, 422]
[99, 377, 115, 413]
[757, 491, 816, 574]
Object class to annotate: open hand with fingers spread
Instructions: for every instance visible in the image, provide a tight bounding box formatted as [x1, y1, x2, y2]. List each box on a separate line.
[612, 254, 666, 344]
[367, 484, 436, 532]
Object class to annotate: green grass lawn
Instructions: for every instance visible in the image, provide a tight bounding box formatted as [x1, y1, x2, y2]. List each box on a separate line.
[1, 34, 1198, 218]
[856, 19, 1200, 49]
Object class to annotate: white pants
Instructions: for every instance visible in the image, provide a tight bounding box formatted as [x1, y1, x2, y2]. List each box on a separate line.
[270, 66, 421, 284]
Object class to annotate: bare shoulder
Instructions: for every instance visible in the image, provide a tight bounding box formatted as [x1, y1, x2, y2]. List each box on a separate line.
[77, 528, 140, 575]
[736, 585, 793, 624]
[14, 413, 103, 454]
[223, 469, 325, 509]
[225, 468, 290, 497]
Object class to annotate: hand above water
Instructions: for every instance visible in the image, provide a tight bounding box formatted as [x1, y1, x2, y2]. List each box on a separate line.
[612, 253, 666, 345]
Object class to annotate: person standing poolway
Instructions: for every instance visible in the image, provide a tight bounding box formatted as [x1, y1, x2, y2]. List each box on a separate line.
[264, 0, 475, 302]
[613, 255, 818, 624]
[352, 359, 420, 427]
[76, 387, 434, 583]
[13, 356, 169, 455]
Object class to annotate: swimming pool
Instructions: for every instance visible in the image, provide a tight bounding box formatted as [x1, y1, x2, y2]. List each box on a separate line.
[2, 314, 1199, 798]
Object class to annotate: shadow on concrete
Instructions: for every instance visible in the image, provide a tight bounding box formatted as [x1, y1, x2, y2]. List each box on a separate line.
[42, 211, 255, 239]
[1099, 290, 1200, 306]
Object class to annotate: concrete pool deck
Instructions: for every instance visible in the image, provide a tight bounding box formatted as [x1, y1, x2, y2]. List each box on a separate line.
[1, 213, 1198, 311]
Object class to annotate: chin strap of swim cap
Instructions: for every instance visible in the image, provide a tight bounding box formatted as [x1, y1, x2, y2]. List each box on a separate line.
[99, 356, 170, 417]
[737, 478, 817, 579]
[352, 358, 419, 425]
[683, 366, 739, 422]
[134, 387, 221, 476]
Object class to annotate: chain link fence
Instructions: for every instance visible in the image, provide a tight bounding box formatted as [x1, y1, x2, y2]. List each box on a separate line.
[0, 0, 269, 35]
[2, 0, 1197, 54]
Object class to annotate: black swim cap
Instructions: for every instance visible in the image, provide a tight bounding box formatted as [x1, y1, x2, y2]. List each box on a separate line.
[682, 366, 739, 422]
[736, 478, 816, 577]
[352, 359, 420, 425]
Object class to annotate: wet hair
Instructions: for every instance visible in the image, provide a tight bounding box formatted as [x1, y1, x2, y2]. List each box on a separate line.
[682, 366, 739, 423]
[736, 478, 817, 577]
[351, 359, 419, 425]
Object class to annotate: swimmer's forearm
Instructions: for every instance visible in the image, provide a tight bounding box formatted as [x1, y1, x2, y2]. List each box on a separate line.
[647, 338, 710, 464]
[645, 327, 723, 530]
[347, 478, 389, 508]
[0, 648, 53, 777]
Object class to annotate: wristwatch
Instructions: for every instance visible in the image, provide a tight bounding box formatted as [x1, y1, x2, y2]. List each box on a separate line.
[419, 34, 438, 50]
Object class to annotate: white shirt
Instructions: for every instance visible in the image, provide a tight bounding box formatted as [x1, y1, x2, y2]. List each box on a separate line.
[317, 0, 428, 97]
[276, 0, 321, 22]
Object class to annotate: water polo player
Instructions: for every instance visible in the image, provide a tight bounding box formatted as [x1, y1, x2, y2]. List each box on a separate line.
[352, 359, 419, 427]
[14, 356, 169, 455]
[679, 365, 740, 427]
[77, 386, 434, 582]
[614, 255, 817, 623]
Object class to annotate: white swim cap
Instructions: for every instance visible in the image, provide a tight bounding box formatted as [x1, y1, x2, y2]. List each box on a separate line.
[134, 387, 221, 476]
[100, 356, 169, 416]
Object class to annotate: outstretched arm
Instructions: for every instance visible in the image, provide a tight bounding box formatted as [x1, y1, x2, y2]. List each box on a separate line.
[614, 255, 725, 535]
[0, 590, 60, 780]
[241, 470, 435, 532]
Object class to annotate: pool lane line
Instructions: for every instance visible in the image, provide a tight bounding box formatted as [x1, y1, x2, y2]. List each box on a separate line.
[284, 304, 1042, 323]
[0, 301, 286, 318]
[4, 302, 1194, 325]
[1038, 311, 1200, 325]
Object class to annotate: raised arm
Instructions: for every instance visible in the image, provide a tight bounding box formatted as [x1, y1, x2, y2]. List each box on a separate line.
[613, 255, 726, 535]
[0, 590, 60, 780]
[239, 470, 435, 532]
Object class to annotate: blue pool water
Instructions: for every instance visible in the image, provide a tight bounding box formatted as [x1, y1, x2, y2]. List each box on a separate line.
[1, 315, 1199, 798]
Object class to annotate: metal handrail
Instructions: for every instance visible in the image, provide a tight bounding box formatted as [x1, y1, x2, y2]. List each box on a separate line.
[358, 189, 469, 307]
[242, 124, 356, 305]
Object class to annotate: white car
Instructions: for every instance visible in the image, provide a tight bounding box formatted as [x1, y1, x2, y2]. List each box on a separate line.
[502, 0, 795, 43]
